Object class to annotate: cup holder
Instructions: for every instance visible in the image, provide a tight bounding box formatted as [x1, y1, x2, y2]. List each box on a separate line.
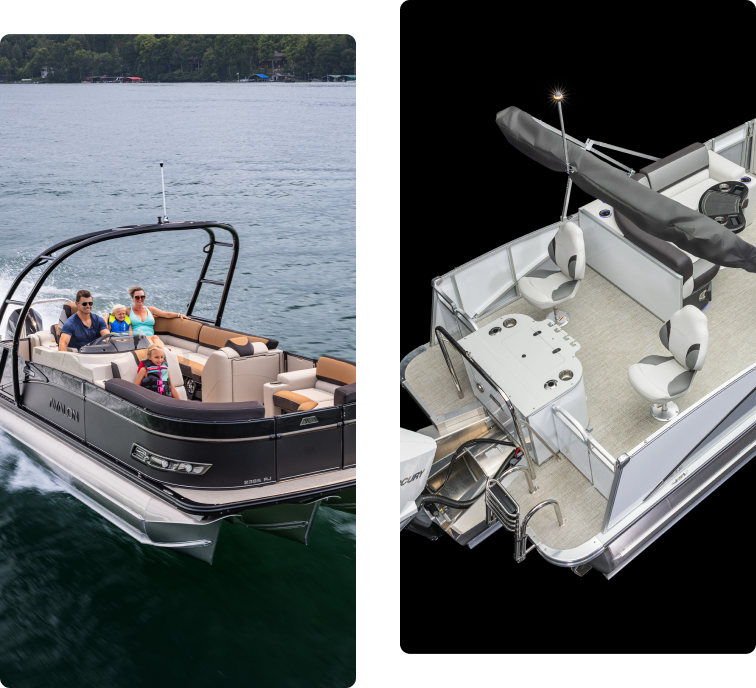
[559, 369, 573, 381]
[741, 176, 751, 183]
[503, 318, 517, 328]
[719, 183, 731, 191]
[544, 379, 558, 391]
[599, 209, 612, 218]
[489, 327, 502, 336]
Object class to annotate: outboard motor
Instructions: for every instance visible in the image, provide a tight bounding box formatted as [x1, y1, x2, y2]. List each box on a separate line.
[400, 428, 436, 529]
[5, 307, 44, 340]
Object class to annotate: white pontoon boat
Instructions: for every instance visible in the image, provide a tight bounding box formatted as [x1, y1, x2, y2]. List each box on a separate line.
[400, 97, 756, 578]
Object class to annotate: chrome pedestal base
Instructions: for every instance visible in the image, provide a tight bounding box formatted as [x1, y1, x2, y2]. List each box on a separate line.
[652, 401, 679, 422]
[551, 308, 570, 326]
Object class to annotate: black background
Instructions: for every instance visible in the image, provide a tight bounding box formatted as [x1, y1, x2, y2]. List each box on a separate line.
[400, 0, 756, 653]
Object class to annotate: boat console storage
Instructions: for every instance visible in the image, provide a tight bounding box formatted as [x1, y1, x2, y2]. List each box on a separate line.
[401, 106, 756, 577]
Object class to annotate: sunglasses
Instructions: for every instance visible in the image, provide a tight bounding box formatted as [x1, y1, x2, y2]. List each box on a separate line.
[79, 301, 93, 306]
[134, 295, 146, 300]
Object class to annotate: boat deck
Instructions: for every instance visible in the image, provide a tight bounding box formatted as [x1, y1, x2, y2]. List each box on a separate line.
[505, 453, 606, 550]
[405, 220, 756, 459]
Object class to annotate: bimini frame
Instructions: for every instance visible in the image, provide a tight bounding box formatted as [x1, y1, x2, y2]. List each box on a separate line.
[0, 220, 240, 406]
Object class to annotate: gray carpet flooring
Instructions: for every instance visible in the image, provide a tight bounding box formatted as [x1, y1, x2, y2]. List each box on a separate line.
[405, 220, 756, 459]
[404, 341, 477, 418]
[505, 453, 606, 550]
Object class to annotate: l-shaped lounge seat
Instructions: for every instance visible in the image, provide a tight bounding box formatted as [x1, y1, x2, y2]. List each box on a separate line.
[29, 315, 288, 410]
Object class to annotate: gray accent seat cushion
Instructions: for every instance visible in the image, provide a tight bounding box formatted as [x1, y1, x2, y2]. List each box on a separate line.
[628, 355, 696, 403]
[517, 221, 584, 311]
[692, 259, 719, 291]
[517, 269, 579, 308]
[628, 305, 708, 405]
[639, 143, 709, 192]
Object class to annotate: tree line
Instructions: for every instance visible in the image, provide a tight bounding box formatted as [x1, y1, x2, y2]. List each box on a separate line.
[0, 34, 356, 82]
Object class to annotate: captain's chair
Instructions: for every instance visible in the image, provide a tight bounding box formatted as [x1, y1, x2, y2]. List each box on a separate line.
[628, 305, 708, 422]
[517, 221, 585, 326]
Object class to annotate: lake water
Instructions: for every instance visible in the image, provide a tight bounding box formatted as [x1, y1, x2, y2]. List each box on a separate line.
[0, 82, 355, 687]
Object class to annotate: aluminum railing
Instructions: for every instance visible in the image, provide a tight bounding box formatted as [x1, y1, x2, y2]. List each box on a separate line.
[515, 500, 565, 563]
[430, 279, 477, 346]
[434, 325, 539, 480]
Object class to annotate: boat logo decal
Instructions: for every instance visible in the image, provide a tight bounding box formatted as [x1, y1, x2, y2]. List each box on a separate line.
[400, 469, 424, 486]
[49, 397, 79, 422]
[300, 416, 318, 426]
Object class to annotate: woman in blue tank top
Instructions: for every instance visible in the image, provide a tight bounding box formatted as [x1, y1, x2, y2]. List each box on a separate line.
[128, 285, 191, 346]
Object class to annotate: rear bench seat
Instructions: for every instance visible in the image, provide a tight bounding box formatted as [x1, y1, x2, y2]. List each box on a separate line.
[638, 143, 750, 224]
[583, 143, 746, 306]
[264, 355, 356, 416]
[614, 143, 749, 302]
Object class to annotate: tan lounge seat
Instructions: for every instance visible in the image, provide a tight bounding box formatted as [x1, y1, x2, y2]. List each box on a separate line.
[266, 355, 356, 416]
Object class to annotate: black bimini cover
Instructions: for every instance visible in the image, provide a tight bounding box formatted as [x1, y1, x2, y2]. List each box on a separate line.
[495, 106, 756, 272]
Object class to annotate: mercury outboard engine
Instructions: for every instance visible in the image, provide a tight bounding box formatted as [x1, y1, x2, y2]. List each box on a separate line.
[5, 307, 44, 340]
[400, 428, 437, 530]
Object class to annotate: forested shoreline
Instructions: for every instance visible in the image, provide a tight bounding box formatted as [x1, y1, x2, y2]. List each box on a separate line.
[0, 34, 356, 82]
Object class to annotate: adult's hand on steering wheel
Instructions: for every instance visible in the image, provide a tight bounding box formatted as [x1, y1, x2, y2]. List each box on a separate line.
[89, 334, 116, 346]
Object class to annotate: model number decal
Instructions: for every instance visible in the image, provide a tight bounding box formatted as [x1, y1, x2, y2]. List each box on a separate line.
[244, 477, 273, 485]
[49, 397, 79, 422]
[300, 416, 318, 426]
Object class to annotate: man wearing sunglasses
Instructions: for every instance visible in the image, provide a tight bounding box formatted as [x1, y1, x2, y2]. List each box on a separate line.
[58, 290, 110, 352]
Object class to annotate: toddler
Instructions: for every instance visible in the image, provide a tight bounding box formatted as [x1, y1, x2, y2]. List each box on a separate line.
[108, 304, 132, 335]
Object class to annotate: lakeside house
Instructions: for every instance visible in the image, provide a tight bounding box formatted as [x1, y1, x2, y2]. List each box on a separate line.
[258, 51, 286, 70]
[324, 75, 356, 82]
[41, 66, 53, 78]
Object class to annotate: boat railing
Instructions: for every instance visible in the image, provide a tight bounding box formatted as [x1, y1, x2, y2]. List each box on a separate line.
[516, 500, 565, 563]
[430, 279, 476, 344]
[434, 325, 537, 481]
[429, 217, 579, 348]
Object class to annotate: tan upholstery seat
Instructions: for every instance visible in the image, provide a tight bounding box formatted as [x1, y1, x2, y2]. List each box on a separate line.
[264, 356, 356, 416]
[272, 390, 319, 412]
[197, 338, 283, 403]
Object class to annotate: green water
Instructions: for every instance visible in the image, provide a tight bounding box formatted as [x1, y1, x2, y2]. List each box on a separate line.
[0, 82, 355, 687]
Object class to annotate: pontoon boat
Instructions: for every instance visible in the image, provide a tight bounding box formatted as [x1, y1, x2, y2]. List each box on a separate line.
[400, 101, 756, 578]
[0, 221, 356, 564]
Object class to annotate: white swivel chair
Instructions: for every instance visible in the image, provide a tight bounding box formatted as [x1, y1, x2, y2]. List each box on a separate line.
[517, 221, 585, 326]
[628, 305, 708, 422]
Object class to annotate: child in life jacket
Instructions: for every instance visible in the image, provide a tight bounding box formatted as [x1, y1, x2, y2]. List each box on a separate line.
[134, 344, 179, 398]
[108, 304, 132, 335]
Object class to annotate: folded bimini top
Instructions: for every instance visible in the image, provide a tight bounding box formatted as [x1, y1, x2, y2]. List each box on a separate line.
[495, 106, 756, 272]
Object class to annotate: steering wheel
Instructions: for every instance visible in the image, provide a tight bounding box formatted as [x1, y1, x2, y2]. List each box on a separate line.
[88, 334, 121, 346]
[79, 334, 150, 354]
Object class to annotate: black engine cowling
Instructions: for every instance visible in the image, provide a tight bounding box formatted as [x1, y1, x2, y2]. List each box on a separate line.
[5, 307, 44, 340]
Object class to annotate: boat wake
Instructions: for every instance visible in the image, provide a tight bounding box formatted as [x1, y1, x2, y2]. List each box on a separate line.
[0, 432, 69, 494]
